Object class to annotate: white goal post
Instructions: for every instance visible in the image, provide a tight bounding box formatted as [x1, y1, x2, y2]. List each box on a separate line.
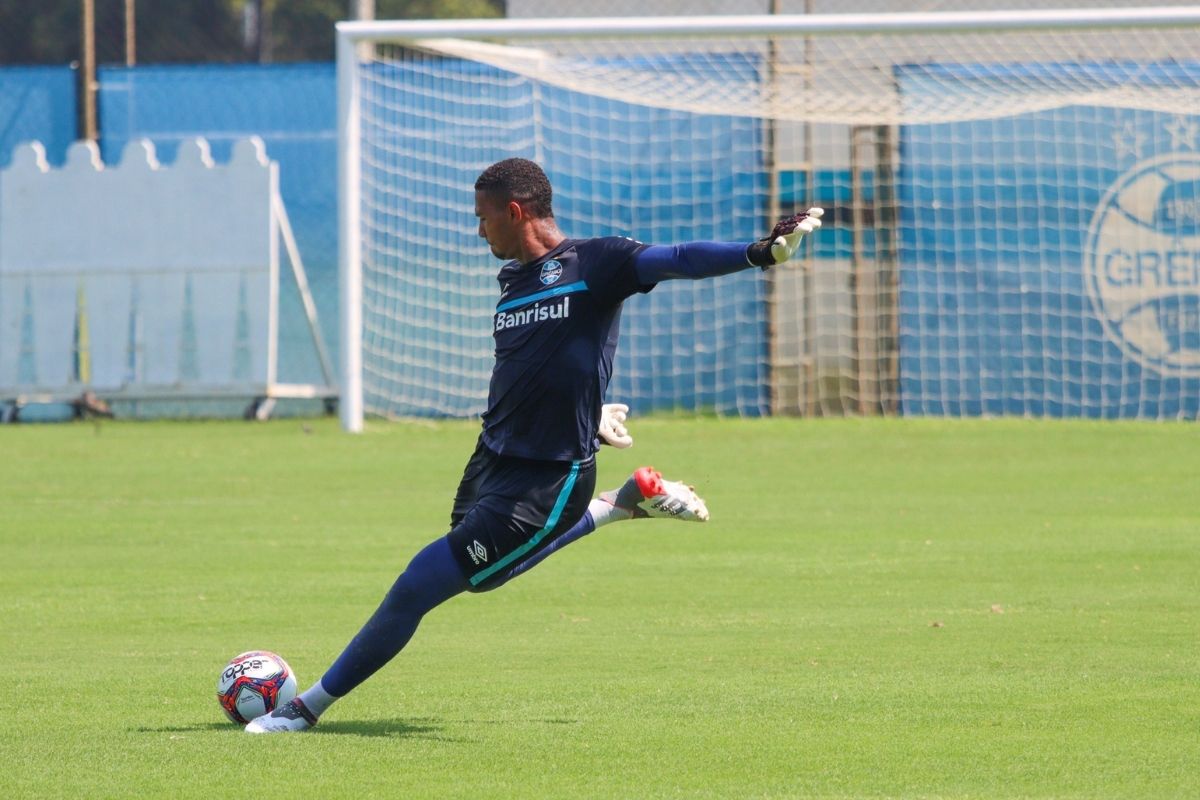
[336, 7, 1200, 431]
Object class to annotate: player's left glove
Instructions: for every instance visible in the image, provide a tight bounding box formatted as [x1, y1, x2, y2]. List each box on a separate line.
[746, 207, 824, 268]
[598, 403, 633, 448]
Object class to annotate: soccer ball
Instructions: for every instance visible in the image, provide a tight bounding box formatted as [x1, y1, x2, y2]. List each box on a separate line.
[216, 650, 298, 725]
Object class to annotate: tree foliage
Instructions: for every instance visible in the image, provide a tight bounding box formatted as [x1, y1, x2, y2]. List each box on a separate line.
[0, 1, 82, 65]
[0, 0, 504, 66]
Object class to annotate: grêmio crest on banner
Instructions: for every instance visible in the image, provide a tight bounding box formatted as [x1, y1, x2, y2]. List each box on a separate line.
[1085, 114, 1200, 376]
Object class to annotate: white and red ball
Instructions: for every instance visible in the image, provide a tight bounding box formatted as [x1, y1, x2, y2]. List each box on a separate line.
[216, 650, 298, 725]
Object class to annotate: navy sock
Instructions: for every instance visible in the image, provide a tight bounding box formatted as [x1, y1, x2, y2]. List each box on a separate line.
[320, 536, 468, 697]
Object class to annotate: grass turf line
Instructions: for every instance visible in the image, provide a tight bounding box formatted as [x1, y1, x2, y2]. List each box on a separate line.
[0, 417, 1197, 799]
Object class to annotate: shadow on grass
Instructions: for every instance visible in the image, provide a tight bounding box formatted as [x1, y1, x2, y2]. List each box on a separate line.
[316, 717, 577, 740]
[135, 723, 235, 734]
[138, 717, 573, 740]
[313, 718, 447, 739]
[455, 718, 578, 727]
[135, 719, 451, 740]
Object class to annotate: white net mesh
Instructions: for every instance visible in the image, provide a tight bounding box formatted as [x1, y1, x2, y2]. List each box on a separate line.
[416, 24, 1200, 126]
[346, 9, 1200, 420]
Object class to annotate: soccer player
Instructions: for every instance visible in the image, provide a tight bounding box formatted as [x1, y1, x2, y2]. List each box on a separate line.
[245, 158, 822, 733]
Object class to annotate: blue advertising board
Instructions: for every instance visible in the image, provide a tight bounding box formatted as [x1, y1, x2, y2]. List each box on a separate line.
[898, 61, 1200, 418]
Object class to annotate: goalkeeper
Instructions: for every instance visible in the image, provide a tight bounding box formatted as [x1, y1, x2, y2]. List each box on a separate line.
[246, 158, 822, 733]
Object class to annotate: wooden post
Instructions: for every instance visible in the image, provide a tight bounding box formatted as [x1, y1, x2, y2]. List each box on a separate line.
[850, 126, 879, 414]
[354, 0, 376, 60]
[874, 124, 900, 414]
[81, 0, 97, 141]
[802, 0, 817, 417]
[125, 0, 136, 66]
[764, 0, 782, 414]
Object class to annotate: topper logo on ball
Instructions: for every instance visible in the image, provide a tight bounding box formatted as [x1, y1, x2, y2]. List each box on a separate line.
[1085, 151, 1200, 376]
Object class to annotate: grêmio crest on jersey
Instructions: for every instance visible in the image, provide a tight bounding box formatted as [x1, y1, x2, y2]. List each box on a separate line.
[539, 259, 563, 285]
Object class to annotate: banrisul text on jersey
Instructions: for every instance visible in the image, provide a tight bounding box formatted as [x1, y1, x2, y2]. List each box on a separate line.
[494, 295, 570, 331]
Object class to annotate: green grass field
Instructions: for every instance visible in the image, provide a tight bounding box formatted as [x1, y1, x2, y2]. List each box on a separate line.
[2, 417, 1197, 799]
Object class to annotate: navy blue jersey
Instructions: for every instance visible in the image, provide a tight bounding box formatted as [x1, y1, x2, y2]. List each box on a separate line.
[481, 236, 651, 461]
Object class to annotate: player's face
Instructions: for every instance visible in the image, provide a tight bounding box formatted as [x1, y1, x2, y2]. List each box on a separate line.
[475, 190, 519, 260]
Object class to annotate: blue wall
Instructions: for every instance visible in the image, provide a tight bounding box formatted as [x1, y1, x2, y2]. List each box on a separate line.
[0, 66, 76, 166]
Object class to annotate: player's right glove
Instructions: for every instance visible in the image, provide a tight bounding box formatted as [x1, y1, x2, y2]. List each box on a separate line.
[598, 403, 633, 448]
[746, 207, 824, 268]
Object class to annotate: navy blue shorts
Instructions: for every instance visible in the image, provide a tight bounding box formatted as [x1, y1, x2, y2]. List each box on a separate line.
[446, 436, 596, 592]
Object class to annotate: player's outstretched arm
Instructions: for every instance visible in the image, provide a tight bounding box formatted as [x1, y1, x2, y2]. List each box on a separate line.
[633, 207, 824, 283]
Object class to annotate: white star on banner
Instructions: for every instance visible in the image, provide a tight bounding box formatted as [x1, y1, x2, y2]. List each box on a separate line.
[1112, 121, 1145, 161]
[1164, 115, 1199, 151]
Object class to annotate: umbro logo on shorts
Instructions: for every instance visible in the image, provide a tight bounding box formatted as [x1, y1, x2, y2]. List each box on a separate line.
[467, 540, 489, 565]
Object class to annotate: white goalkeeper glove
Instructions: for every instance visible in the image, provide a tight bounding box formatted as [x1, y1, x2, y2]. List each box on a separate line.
[598, 403, 633, 448]
[746, 207, 824, 267]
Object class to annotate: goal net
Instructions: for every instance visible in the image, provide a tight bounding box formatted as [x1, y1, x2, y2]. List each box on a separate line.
[336, 8, 1200, 430]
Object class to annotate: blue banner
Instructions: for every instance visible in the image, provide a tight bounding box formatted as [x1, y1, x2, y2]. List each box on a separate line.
[898, 62, 1200, 418]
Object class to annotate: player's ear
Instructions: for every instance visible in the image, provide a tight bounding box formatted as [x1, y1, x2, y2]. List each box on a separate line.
[506, 200, 524, 221]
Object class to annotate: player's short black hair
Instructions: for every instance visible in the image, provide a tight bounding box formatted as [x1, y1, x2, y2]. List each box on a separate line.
[475, 158, 554, 218]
